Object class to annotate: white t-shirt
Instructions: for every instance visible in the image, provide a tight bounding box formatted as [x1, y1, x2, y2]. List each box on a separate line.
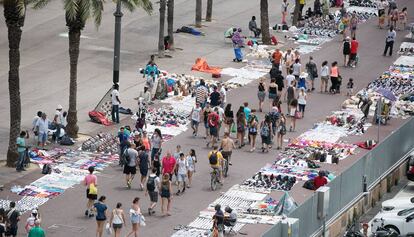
[286, 74, 295, 86]
[192, 107, 202, 122]
[298, 93, 307, 105]
[220, 87, 227, 104]
[292, 63, 301, 76]
[32, 116, 40, 129]
[148, 174, 160, 192]
[177, 158, 188, 175]
[111, 89, 120, 106]
[320, 65, 329, 77]
[215, 107, 225, 122]
[54, 110, 63, 125]
[36, 118, 49, 134]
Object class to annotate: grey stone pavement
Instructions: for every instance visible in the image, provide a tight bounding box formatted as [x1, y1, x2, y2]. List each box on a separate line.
[0, 0, 413, 236]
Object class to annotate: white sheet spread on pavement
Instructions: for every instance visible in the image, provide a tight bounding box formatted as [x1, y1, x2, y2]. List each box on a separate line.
[299, 123, 348, 143]
[394, 56, 414, 67]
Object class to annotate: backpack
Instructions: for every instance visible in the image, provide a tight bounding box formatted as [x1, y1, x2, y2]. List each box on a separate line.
[136, 117, 145, 129]
[279, 123, 287, 135]
[303, 180, 315, 190]
[121, 149, 131, 165]
[60, 135, 74, 146]
[260, 124, 270, 137]
[209, 152, 218, 165]
[146, 176, 156, 192]
[42, 164, 51, 174]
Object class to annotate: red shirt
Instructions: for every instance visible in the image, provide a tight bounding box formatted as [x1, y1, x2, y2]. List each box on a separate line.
[313, 176, 328, 190]
[272, 51, 282, 64]
[162, 156, 176, 174]
[208, 112, 219, 127]
[351, 40, 359, 54]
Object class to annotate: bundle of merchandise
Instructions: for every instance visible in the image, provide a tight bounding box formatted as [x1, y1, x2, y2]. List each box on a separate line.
[346, 6, 378, 17]
[367, 66, 414, 98]
[245, 45, 273, 59]
[81, 133, 119, 154]
[347, 0, 377, 8]
[298, 16, 338, 37]
[324, 108, 371, 135]
[241, 171, 297, 191]
[209, 186, 268, 211]
[244, 59, 273, 72]
[221, 67, 267, 86]
[299, 123, 348, 143]
[0, 196, 49, 214]
[289, 138, 357, 158]
[399, 42, 414, 56]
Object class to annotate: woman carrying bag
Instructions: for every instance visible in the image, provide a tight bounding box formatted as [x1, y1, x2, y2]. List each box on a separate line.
[109, 203, 126, 237]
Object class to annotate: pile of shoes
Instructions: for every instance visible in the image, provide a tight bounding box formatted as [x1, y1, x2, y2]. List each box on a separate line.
[81, 133, 119, 154]
[146, 107, 189, 127]
[242, 172, 297, 191]
[348, 0, 377, 8]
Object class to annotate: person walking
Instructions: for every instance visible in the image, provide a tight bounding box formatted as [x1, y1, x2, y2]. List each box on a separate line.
[257, 78, 266, 113]
[284, 49, 294, 75]
[84, 166, 98, 218]
[190, 102, 202, 137]
[320, 61, 329, 93]
[25, 209, 40, 233]
[350, 12, 358, 39]
[5, 202, 20, 237]
[126, 197, 142, 237]
[289, 99, 298, 132]
[305, 56, 317, 91]
[297, 88, 308, 117]
[109, 202, 126, 237]
[383, 26, 396, 56]
[281, 0, 289, 24]
[186, 149, 197, 188]
[138, 147, 150, 191]
[202, 103, 212, 140]
[260, 115, 272, 153]
[35, 113, 49, 148]
[150, 128, 163, 162]
[275, 70, 284, 97]
[223, 104, 234, 135]
[160, 174, 173, 216]
[195, 80, 208, 108]
[292, 59, 302, 82]
[94, 196, 108, 237]
[220, 132, 235, 166]
[207, 108, 220, 148]
[145, 168, 160, 216]
[272, 49, 283, 70]
[377, 0, 388, 29]
[268, 79, 278, 108]
[210, 86, 221, 108]
[16, 131, 29, 172]
[27, 220, 45, 237]
[111, 84, 121, 124]
[176, 153, 188, 196]
[286, 83, 295, 115]
[349, 37, 359, 67]
[123, 143, 138, 189]
[277, 114, 287, 150]
[247, 110, 258, 152]
[231, 28, 244, 62]
[330, 61, 339, 94]
[161, 151, 176, 182]
[398, 7, 408, 30]
[236, 107, 246, 148]
[343, 37, 351, 66]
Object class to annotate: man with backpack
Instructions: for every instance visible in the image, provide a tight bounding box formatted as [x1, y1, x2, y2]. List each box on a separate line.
[145, 168, 160, 216]
[208, 146, 224, 184]
[123, 143, 138, 189]
[5, 202, 20, 237]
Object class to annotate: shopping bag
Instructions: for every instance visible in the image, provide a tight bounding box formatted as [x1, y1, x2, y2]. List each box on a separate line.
[89, 183, 98, 195]
[105, 223, 112, 235]
[231, 123, 236, 134]
[295, 111, 302, 119]
[140, 215, 146, 227]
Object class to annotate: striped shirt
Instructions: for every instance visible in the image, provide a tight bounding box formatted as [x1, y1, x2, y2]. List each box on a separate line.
[196, 86, 208, 103]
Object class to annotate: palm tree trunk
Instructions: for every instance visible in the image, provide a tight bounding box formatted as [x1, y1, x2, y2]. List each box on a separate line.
[65, 29, 80, 138]
[158, 0, 166, 57]
[206, 0, 213, 22]
[195, 0, 202, 28]
[260, 0, 271, 45]
[4, 0, 25, 167]
[293, 0, 301, 26]
[167, 0, 174, 50]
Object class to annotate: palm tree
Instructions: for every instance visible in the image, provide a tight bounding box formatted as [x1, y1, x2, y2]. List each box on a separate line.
[3, 0, 25, 167]
[292, 0, 300, 26]
[195, 0, 201, 27]
[33, 0, 152, 138]
[205, 0, 212, 22]
[260, 0, 271, 44]
[167, 0, 174, 50]
[158, 0, 166, 57]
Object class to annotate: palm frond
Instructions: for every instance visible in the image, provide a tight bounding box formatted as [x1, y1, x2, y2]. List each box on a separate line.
[31, 0, 52, 9]
[119, 0, 152, 14]
[90, 0, 103, 27]
[78, 0, 91, 24]
[63, 0, 79, 22]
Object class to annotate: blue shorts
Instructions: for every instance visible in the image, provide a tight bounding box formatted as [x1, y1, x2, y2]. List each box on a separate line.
[39, 132, 47, 143]
[192, 120, 199, 127]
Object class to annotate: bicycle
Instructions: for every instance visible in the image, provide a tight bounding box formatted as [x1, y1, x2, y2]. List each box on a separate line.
[210, 167, 223, 191]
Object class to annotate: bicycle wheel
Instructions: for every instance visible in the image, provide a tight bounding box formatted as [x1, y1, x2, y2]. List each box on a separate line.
[211, 171, 217, 191]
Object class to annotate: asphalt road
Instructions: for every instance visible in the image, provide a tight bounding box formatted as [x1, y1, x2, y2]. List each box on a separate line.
[0, 0, 413, 236]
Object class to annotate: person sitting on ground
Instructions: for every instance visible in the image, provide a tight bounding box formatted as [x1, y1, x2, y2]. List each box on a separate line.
[305, 7, 314, 19]
[224, 206, 237, 228]
[248, 16, 261, 37]
[224, 28, 237, 39]
[139, 87, 152, 105]
[313, 171, 328, 190]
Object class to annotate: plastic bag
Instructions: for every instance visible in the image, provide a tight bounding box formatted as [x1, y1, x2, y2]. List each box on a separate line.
[105, 223, 112, 235]
[140, 215, 146, 227]
[231, 123, 236, 134]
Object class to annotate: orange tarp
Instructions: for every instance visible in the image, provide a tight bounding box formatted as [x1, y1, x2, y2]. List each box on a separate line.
[191, 58, 222, 74]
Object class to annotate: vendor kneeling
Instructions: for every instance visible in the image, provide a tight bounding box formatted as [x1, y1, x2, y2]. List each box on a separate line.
[224, 206, 237, 228]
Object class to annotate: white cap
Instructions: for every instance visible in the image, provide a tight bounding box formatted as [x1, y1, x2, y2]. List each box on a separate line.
[57, 105, 63, 110]
[32, 209, 38, 214]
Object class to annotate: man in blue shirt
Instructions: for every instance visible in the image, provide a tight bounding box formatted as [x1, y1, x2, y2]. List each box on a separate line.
[16, 131, 29, 172]
[243, 102, 251, 121]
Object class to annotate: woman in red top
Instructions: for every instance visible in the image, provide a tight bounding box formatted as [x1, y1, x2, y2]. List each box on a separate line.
[84, 166, 98, 217]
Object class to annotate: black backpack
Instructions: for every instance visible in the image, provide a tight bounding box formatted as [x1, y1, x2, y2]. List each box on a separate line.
[121, 149, 131, 165]
[42, 164, 51, 174]
[147, 176, 156, 192]
[303, 180, 315, 190]
[209, 152, 218, 165]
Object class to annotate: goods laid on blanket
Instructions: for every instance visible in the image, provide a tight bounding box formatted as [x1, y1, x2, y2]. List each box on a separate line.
[2, 149, 117, 214]
[347, 0, 377, 8]
[81, 133, 119, 154]
[399, 42, 414, 56]
[323, 108, 371, 135]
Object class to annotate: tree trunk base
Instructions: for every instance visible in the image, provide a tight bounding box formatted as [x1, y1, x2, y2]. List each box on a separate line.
[66, 110, 79, 138]
[6, 149, 18, 167]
